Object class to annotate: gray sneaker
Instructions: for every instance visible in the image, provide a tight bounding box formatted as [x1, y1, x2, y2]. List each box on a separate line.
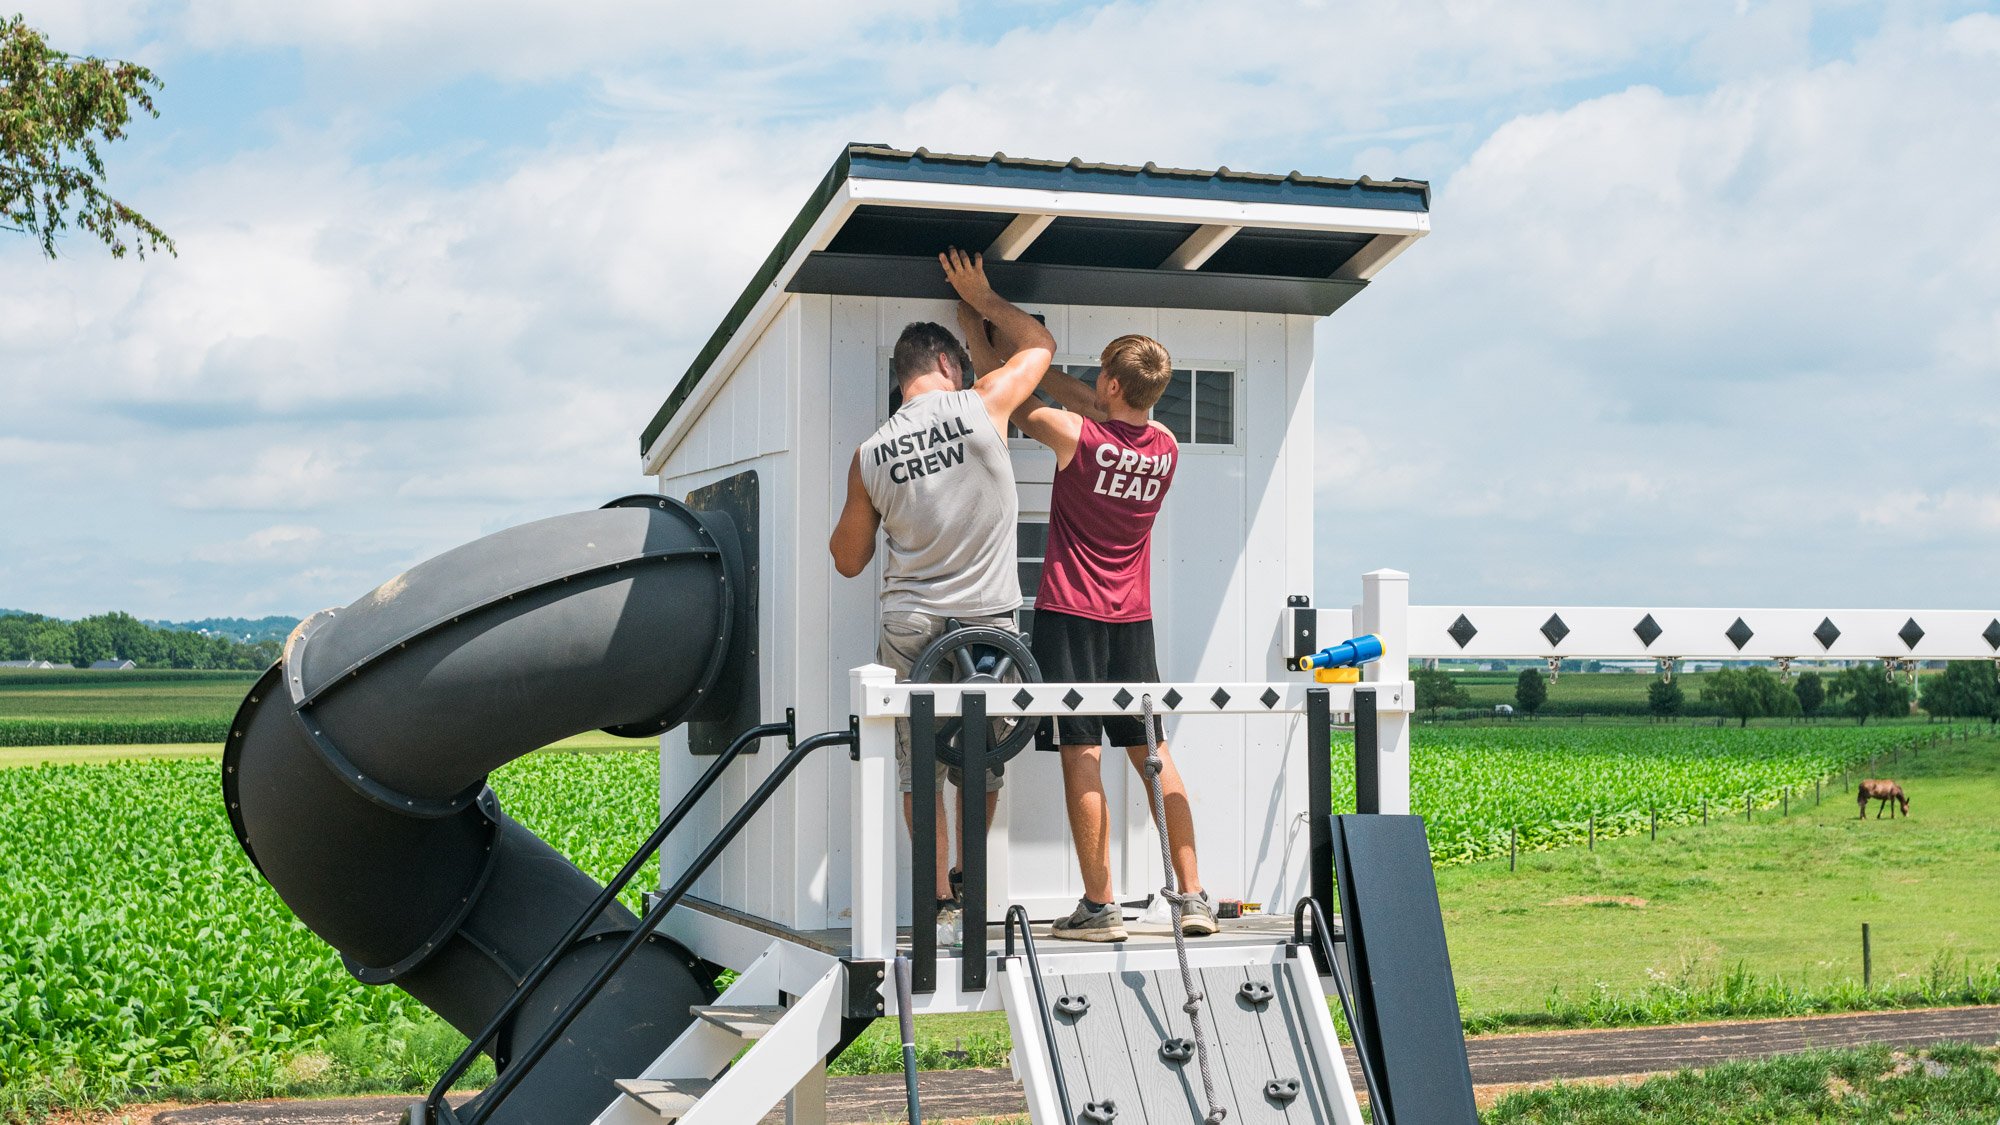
[1051, 899, 1128, 942]
[1178, 890, 1219, 937]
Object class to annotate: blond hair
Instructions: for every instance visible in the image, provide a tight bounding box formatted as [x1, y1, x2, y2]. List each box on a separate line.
[1099, 334, 1172, 410]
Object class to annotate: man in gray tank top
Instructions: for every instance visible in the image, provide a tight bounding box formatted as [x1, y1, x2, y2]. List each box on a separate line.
[830, 249, 1054, 916]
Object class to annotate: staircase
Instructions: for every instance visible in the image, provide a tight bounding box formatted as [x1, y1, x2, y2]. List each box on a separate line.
[591, 941, 844, 1125]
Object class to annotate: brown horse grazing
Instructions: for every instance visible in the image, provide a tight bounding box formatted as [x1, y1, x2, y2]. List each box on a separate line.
[1858, 779, 1909, 819]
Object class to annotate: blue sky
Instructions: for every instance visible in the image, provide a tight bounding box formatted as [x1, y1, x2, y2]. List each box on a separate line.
[3, 0, 1996, 620]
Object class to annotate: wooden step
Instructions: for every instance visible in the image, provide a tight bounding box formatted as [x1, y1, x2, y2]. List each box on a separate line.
[690, 1004, 785, 1040]
[615, 1078, 715, 1121]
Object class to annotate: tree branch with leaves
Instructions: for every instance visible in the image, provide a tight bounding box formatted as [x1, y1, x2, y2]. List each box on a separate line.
[1, 14, 173, 258]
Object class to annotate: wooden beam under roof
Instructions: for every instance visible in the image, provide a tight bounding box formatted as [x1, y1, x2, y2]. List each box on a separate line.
[985, 213, 1055, 261]
[1159, 223, 1242, 270]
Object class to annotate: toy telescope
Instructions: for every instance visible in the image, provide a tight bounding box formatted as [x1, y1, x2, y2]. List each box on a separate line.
[1295, 634, 1384, 672]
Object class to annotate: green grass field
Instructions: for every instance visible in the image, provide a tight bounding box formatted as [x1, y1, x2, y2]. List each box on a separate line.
[1439, 730, 2000, 1024]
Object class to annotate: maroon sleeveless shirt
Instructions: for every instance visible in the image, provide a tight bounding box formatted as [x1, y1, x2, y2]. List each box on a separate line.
[1036, 417, 1177, 622]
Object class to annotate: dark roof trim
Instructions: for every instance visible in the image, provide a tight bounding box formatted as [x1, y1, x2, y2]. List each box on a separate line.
[790, 252, 1367, 318]
[848, 145, 1431, 212]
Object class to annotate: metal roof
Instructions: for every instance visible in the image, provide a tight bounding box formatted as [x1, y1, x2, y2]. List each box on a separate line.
[641, 144, 1429, 461]
[843, 145, 1430, 211]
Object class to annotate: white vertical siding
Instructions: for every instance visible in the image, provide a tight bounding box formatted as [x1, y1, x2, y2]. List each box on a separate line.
[652, 292, 1318, 932]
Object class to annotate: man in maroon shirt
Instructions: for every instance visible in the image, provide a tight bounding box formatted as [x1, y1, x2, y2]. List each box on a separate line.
[995, 333, 1215, 941]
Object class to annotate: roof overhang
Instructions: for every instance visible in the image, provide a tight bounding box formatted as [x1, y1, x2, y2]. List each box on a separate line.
[642, 145, 1430, 473]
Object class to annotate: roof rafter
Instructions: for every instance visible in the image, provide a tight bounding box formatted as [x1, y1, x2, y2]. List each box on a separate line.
[1159, 224, 1241, 271]
[985, 213, 1054, 261]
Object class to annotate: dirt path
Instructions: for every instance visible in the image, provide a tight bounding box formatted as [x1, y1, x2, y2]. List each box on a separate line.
[131, 1005, 1999, 1125]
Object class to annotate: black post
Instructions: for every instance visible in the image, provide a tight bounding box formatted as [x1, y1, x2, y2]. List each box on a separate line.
[1703, 796, 1708, 826]
[1354, 688, 1379, 815]
[911, 692, 938, 994]
[1862, 922, 1872, 989]
[960, 691, 989, 994]
[1651, 809, 1657, 841]
[1588, 814, 1595, 851]
[1509, 826, 1517, 872]
[1307, 688, 1333, 918]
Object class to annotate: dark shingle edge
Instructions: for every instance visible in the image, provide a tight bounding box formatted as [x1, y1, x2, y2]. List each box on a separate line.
[640, 144, 1429, 458]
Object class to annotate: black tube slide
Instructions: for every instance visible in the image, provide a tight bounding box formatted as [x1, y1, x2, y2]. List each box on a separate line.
[223, 495, 744, 1125]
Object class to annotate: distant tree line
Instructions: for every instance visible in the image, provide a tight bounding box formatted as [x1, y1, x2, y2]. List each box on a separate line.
[0, 611, 281, 669]
[1415, 662, 1999, 726]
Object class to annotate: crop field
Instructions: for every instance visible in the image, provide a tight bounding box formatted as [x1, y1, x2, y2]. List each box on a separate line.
[5, 722, 1970, 1119]
[1348, 724, 1939, 865]
[0, 672, 258, 746]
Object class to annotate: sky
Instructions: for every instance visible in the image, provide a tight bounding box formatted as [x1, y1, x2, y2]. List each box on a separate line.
[3, 0, 1996, 621]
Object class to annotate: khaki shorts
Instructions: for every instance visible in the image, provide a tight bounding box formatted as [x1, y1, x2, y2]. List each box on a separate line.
[880, 610, 1015, 794]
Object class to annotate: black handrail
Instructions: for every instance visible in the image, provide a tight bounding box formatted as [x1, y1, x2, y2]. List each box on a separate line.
[1002, 906, 1074, 1124]
[416, 717, 796, 1125]
[456, 725, 855, 1125]
[1294, 896, 1389, 1125]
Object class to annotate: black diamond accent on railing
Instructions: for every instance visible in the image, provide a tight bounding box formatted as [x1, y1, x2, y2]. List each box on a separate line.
[1112, 688, 1134, 709]
[1814, 617, 1841, 650]
[1985, 619, 2000, 651]
[1447, 614, 1478, 648]
[1633, 614, 1662, 648]
[1899, 618, 1925, 650]
[1012, 688, 1034, 710]
[1540, 614, 1570, 648]
[1162, 688, 1183, 709]
[1062, 688, 1084, 711]
[1725, 617, 1754, 651]
[1210, 687, 1231, 709]
[1260, 687, 1281, 709]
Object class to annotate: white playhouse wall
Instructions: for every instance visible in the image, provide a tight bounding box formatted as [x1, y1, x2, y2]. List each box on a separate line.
[654, 292, 1322, 931]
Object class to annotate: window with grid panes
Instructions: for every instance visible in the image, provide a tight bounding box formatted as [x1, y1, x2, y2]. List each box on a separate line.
[1011, 363, 1236, 446]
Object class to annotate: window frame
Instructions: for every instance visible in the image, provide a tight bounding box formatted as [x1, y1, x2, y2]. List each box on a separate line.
[1004, 355, 1244, 455]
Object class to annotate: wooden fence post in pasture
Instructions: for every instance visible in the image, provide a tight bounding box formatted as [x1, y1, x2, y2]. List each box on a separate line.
[1862, 922, 1873, 990]
[1588, 815, 1595, 851]
[1816, 779, 1821, 806]
[1703, 797, 1709, 826]
[1650, 809, 1657, 841]
[1510, 826, 1517, 872]
[1783, 787, 1789, 817]
[1746, 793, 1753, 824]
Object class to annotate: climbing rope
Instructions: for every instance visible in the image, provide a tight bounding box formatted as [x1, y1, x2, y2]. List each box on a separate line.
[1141, 694, 1226, 1123]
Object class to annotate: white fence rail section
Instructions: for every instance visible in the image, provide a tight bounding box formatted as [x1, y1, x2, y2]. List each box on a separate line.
[856, 680, 1413, 719]
[1405, 605, 2000, 661]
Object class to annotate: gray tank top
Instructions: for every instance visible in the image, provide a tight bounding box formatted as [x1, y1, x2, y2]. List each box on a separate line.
[859, 388, 1020, 617]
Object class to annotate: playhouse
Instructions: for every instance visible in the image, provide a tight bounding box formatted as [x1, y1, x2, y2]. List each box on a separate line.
[641, 145, 1431, 940]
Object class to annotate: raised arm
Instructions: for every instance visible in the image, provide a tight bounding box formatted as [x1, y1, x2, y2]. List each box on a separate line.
[828, 450, 880, 578]
[939, 248, 1055, 435]
[1034, 366, 1109, 423]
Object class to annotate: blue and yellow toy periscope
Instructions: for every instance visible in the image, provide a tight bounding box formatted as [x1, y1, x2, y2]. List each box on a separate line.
[1294, 634, 1384, 683]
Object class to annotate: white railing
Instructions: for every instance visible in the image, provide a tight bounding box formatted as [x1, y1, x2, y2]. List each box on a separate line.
[1403, 605, 2000, 662]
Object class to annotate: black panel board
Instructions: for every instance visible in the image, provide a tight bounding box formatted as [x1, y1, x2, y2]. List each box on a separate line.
[684, 471, 761, 755]
[1200, 226, 1377, 278]
[822, 205, 1016, 259]
[1331, 813, 1479, 1125]
[790, 252, 1366, 317]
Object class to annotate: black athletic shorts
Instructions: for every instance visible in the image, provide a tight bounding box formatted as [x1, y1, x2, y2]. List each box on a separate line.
[1029, 608, 1166, 747]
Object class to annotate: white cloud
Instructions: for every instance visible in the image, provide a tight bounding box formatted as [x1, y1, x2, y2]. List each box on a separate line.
[1316, 12, 2000, 609]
